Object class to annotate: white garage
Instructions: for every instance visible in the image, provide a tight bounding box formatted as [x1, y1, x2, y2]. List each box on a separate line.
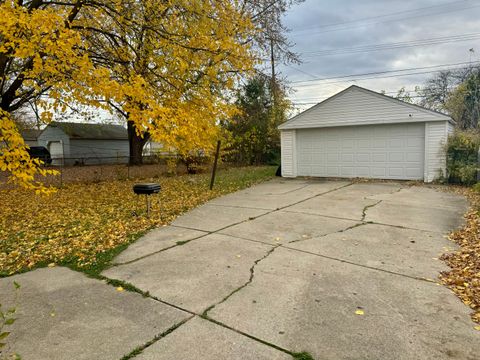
[279, 85, 455, 182]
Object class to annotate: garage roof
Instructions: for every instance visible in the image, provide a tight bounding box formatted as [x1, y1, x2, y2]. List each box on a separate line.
[48, 121, 128, 140]
[279, 85, 453, 130]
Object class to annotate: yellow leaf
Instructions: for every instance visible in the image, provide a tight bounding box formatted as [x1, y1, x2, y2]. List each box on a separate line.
[116, 286, 124, 292]
[355, 309, 364, 315]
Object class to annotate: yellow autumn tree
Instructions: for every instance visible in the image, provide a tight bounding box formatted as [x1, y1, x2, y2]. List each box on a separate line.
[0, 0, 258, 190]
[77, 0, 257, 164]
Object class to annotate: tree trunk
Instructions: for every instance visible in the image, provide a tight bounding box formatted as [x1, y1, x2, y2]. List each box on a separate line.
[127, 120, 149, 166]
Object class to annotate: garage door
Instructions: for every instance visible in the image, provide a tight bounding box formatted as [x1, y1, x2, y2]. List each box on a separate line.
[296, 123, 425, 180]
[48, 141, 64, 166]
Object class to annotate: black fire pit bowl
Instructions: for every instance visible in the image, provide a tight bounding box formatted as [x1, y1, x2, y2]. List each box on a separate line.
[133, 183, 161, 195]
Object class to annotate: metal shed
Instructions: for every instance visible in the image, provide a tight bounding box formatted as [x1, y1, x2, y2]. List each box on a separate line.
[279, 85, 454, 182]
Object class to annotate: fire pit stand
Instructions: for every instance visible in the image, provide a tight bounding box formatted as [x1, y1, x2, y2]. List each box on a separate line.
[133, 183, 161, 217]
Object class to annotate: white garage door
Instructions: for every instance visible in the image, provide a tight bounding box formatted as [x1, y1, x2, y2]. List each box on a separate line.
[48, 141, 64, 166]
[296, 123, 425, 180]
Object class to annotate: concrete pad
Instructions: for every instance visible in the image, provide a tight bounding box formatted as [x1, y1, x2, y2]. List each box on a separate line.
[326, 182, 403, 198]
[285, 196, 378, 221]
[209, 248, 479, 360]
[0, 267, 190, 360]
[209, 180, 351, 210]
[365, 201, 466, 233]
[171, 204, 269, 232]
[368, 186, 469, 211]
[221, 210, 358, 245]
[136, 317, 290, 360]
[113, 226, 207, 264]
[103, 234, 273, 313]
[288, 223, 452, 278]
[232, 179, 312, 195]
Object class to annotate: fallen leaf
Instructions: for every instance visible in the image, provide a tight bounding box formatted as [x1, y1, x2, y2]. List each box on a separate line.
[355, 309, 364, 315]
[0, 167, 275, 275]
[437, 185, 480, 324]
[116, 286, 124, 292]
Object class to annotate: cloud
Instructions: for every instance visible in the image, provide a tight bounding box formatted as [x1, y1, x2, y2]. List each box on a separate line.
[278, 0, 480, 112]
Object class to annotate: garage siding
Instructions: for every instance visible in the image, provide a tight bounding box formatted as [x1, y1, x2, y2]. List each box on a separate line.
[279, 85, 454, 182]
[296, 123, 425, 180]
[424, 122, 448, 182]
[281, 130, 296, 177]
[280, 87, 451, 130]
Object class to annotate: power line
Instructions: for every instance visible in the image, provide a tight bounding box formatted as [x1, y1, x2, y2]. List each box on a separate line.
[290, 1, 479, 36]
[292, 0, 472, 33]
[289, 61, 480, 87]
[300, 33, 480, 57]
[293, 67, 477, 88]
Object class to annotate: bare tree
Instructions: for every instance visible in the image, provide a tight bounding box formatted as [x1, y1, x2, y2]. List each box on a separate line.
[246, 0, 304, 127]
[418, 65, 479, 112]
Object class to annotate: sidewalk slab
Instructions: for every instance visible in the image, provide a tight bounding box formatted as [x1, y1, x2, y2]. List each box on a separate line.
[171, 204, 269, 232]
[288, 223, 452, 278]
[209, 247, 479, 360]
[135, 317, 290, 360]
[103, 234, 273, 313]
[113, 226, 207, 264]
[286, 196, 377, 220]
[365, 201, 466, 233]
[208, 180, 350, 210]
[221, 210, 358, 245]
[368, 186, 469, 211]
[323, 182, 402, 199]
[0, 267, 190, 360]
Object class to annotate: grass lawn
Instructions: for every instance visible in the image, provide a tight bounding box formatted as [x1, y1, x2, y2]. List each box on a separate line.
[0, 166, 276, 276]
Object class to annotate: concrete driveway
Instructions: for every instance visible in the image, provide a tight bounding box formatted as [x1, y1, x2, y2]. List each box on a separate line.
[2, 179, 479, 360]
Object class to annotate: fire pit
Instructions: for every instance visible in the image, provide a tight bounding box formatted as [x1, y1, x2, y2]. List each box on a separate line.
[133, 183, 161, 217]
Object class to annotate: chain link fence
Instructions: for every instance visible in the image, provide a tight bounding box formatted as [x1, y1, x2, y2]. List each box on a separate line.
[0, 155, 193, 188]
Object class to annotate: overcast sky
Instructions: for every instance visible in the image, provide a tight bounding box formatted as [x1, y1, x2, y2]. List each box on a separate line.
[276, 0, 480, 113]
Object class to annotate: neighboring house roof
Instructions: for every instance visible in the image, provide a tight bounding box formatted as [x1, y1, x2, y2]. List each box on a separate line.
[279, 85, 454, 130]
[21, 129, 42, 141]
[47, 121, 128, 140]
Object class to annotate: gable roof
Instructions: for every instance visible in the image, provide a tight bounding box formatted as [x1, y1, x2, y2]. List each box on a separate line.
[21, 129, 42, 141]
[279, 85, 453, 130]
[47, 121, 128, 140]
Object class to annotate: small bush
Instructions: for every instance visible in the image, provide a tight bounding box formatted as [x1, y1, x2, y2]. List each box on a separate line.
[179, 151, 211, 174]
[446, 130, 480, 185]
[472, 182, 480, 193]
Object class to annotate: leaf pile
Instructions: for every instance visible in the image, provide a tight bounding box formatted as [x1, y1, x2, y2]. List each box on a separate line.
[0, 166, 275, 276]
[440, 186, 480, 323]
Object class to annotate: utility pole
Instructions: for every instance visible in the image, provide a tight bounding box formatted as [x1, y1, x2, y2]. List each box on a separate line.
[270, 37, 278, 126]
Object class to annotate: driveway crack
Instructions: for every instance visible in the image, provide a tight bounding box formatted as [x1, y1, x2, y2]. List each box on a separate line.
[287, 222, 366, 244]
[362, 200, 382, 221]
[201, 244, 281, 318]
[119, 316, 194, 359]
